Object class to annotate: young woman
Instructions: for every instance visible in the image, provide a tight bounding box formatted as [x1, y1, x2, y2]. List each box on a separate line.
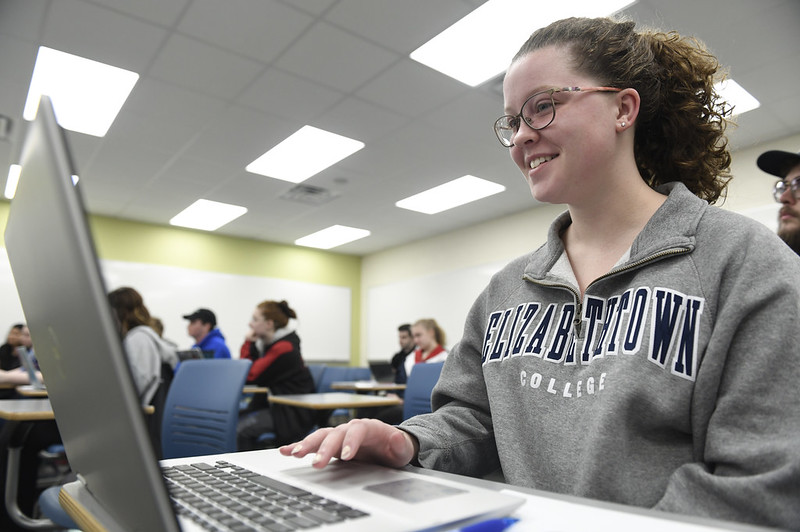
[237, 300, 315, 449]
[399, 318, 448, 383]
[107, 287, 178, 405]
[279, 17, 800, 528]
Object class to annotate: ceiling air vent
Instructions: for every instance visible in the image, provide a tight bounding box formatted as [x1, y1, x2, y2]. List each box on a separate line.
[279, 184, 339, 206]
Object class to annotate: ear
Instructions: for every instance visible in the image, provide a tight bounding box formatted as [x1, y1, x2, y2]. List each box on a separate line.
[616, 88, 640, 131]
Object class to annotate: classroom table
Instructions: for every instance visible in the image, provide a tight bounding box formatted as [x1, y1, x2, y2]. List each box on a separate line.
[0, 399, 154, 530]
[0, 398, 59, 529]
[242, 385, 269, 394]
[15, 384, 48, 398]
[268, 392, 401, 410]
[330, 381, 406, 392]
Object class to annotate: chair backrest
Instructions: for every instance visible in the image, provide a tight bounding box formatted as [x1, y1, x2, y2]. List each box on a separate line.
[345, 366, 371, 381]
[308, 364, 327, 392]
[403, 362, 444, 420]
[161, 358, 251, 459]
[314, 365, 351, 393]
[315, 365, 372, 394]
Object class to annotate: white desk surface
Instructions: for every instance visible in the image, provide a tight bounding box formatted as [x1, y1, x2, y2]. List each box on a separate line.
[331, 380, 407, 392]
[60, 448, 770, 532]
[269, 391, 402, 409]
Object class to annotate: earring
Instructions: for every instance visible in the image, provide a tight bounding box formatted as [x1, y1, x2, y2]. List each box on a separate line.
[620, 121, 626, 128]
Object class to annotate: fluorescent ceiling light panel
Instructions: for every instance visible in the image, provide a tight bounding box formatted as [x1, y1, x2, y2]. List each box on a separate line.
[5, 164, 78, 199]
[396, 175, 506, 215]
[246, 126, 365, 183]
[170, 199, 247, 231]
[410, 0, 636, 86]
[23, 46, 139, 137]
[4, 165, 21, 199]
[295, 225, 371, 250]
[715, 79, 760, 117]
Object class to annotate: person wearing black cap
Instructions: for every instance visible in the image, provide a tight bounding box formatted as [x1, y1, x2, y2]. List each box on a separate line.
[757, 149, 800, 255]
[183, 308, 231, 359]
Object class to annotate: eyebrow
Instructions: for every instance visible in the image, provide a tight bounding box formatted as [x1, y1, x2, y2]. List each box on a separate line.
[503, 85, 559, 114]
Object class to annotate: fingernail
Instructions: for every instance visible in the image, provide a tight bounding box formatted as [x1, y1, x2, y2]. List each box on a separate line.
[291, 444, 302, 455]
[341, 445, 351, 460]
[311, 453, 321, 465]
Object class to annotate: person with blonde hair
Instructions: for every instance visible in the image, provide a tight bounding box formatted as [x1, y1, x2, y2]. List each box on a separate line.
[281, 16, 800, 528]
[399, 318, 447, 383]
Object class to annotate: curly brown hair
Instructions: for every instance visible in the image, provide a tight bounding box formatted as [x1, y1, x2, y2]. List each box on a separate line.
[513, 17, 732, 204]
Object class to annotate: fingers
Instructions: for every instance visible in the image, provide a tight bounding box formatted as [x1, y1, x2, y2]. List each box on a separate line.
[278, 427, 333, 458]
[278, 419, 418, 470]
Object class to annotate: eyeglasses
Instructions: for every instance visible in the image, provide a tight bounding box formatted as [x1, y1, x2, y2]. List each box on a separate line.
[773, 176, 800, 202]
[493, 86, 622, 147]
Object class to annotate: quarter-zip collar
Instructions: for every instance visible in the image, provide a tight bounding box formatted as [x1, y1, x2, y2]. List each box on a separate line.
[523, 182, 703, 285]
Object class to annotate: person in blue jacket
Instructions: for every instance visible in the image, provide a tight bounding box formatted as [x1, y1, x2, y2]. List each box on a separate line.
[183, 308, 231, 359]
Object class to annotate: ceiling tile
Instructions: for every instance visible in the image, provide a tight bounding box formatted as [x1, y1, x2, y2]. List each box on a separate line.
[148, 33, 264, 100]
[276, 21, 398, 92]
[178, 0, 314, 63]
[238, 67, 344, 123]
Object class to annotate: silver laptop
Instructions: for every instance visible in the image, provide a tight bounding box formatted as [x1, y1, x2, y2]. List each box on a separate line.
[176, 348, 213, 361]
[369, 361, 395, 383]
[4, 96, 523, 531]
[15, 346, 45, 390]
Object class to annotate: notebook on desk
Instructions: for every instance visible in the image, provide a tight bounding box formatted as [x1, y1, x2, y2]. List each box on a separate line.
[16, 346, 45, 390]
[4, 95, 523, 531]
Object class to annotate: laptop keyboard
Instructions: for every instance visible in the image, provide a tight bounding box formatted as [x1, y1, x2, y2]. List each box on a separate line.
[162, 460, 369, 531]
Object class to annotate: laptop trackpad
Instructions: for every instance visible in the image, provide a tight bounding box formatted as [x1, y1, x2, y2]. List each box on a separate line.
[283, 462, 466, 503]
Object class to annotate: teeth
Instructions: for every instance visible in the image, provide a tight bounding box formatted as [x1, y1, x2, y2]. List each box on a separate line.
[530, 155, 555, 170]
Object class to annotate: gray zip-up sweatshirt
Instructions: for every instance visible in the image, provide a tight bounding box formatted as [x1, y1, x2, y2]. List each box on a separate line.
[400, 182, 800, 528]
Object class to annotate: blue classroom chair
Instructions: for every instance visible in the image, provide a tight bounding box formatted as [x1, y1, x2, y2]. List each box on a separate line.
[39, 359, 252, 526]
[403, 362, 445, 420]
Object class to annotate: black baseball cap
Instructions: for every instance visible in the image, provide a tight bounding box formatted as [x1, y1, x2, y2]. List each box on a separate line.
[757, 150, 800, 178]
[182, 308, 216, 327]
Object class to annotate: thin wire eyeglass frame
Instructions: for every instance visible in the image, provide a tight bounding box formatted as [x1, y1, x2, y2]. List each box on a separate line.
[494, 86, 622, 147]
[773, 176, 800, 203]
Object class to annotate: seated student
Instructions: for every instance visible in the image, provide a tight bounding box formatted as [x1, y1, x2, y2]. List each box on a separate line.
[0, 324, 31, 371]
[389, 323, 416, 385]
[237, 300, 315, 449]
[397, 318, 448, 384]
[107, 287, 178, 405]
[0, 347, 59, 532]
[280, 17, 800, 529]
[0, 325, 35, 401]
[182, 308, 231, 359]
[376, 319, 448, 425]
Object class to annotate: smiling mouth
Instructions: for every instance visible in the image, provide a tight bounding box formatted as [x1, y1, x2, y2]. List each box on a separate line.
[530, 155, 557, 170]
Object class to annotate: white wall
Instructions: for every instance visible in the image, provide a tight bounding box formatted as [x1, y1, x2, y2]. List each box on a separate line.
[0, 251, 352, 361]
[360, 133, 800, 362]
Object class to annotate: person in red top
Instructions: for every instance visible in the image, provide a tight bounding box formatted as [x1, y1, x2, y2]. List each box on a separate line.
[401, 318, 448, 382]
[372, 318, 449, 425]
[237, 300, 315, 449]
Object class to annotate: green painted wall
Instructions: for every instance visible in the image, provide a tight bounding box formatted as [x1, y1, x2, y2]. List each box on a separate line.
[0, 201, 363, 364]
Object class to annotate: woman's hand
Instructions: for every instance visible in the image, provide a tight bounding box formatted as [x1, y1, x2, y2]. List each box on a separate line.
[279, 418, 418, 469]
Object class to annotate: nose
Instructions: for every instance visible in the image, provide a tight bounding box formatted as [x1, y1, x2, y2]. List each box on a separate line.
[780, 185, 797, 205]
[510, 120, 540, 147]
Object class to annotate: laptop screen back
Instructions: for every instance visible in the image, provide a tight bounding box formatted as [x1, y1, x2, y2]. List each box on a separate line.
[3, 96, 180, 531]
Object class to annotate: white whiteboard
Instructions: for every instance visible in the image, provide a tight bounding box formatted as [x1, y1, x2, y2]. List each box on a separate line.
[365, 261, 505, 360]
[0, 248, 351, 361]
